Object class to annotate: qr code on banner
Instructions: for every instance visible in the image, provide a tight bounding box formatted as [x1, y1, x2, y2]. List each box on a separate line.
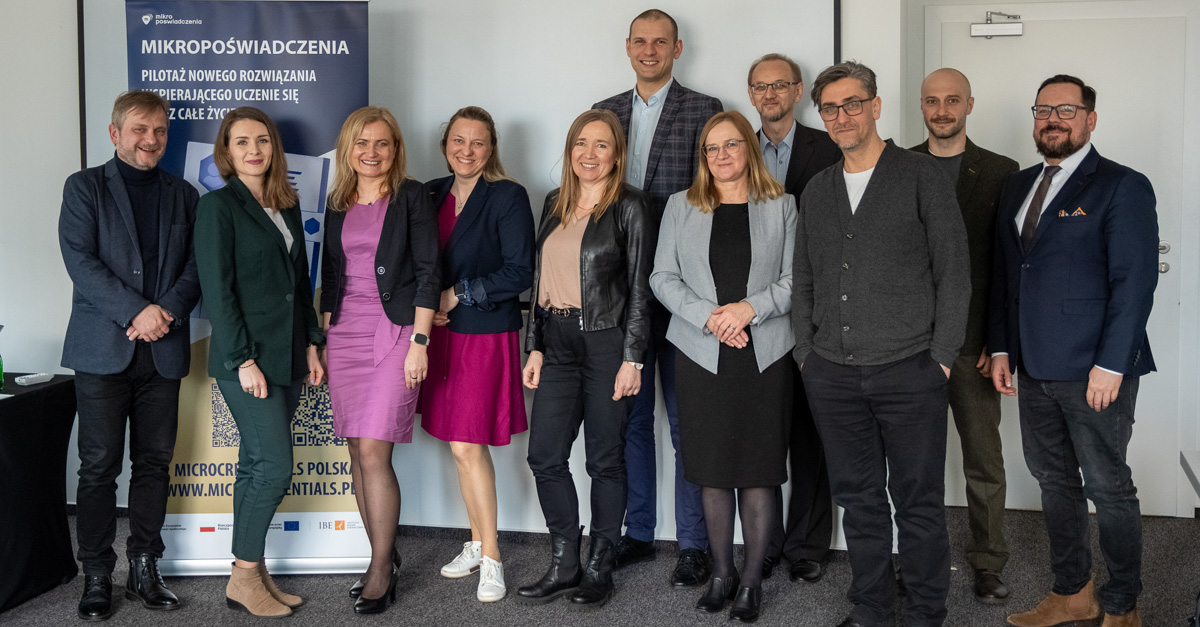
[210, 384, 343, 448]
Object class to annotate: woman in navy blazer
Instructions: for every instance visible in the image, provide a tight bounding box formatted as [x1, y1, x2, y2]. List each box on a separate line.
[421, 106, 535, 603]
[194, 107, 324, 618]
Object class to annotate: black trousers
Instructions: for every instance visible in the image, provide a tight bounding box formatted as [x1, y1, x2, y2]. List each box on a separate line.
[527, 314, 631, 546]
[74, 342, 180, 575]
[802, 350, 950, 627]
[768, 362, 834, 562]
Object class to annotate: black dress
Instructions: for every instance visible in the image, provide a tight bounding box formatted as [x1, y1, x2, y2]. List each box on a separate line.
[676, 202, 792, 488]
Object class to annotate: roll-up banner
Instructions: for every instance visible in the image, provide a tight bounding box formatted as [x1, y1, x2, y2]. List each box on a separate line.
[125, 0, 369, 575]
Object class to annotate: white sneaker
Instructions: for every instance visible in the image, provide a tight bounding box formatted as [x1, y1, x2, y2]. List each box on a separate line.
[476, 556, 506, 602]
[440, 541, 481, 578]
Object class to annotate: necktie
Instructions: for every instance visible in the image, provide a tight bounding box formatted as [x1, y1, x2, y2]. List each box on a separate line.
[1020, 165, 1061, 251]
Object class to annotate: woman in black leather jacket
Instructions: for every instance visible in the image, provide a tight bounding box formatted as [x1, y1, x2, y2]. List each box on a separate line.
[515, 109, 653, 609]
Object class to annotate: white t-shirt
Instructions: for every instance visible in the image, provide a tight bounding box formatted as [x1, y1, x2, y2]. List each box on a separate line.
[843, 167, 876, 214]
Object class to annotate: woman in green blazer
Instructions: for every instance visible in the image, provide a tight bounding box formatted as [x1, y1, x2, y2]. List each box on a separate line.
[195, 107, 325, 618]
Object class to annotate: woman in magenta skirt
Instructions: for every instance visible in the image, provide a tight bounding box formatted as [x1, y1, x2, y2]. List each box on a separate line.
[320, 106, 439, 614]
[421, 106, 534, 603]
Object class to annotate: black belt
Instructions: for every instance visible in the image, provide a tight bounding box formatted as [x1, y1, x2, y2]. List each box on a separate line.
[537, 306, 582, 318]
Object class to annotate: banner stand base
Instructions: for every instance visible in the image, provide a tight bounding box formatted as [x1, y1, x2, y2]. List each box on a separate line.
[160, 557, 371, 577]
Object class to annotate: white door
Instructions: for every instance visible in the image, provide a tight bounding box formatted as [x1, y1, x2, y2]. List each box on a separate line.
[919, 1, 1200, 517]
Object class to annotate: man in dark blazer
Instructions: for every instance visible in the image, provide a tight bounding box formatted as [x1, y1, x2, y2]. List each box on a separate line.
[592, 8, 723, 588]
[991, 75, 1157, 627]
[58, 91, 200, 621]
[746, 52, 840, 585]
[910, 68, 1019, 605]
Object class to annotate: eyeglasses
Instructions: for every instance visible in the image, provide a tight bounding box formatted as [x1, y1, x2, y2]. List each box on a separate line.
[1031, 104, 1090, 120]
[703, 139, 745, 157]
[818, 98, 872, 121]
[750, 80, 800, 95]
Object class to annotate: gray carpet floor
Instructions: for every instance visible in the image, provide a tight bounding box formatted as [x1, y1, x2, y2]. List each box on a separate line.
[4, 507, 1199, 626]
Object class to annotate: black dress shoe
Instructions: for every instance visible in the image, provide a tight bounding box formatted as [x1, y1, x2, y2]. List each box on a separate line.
[728, 586, 762, 623]
[125, 555, 180, 610]
[695, 574, 739, 613]
[761, 554, 780, 579]
[973, 569, 1010, 605]
[78, 575, 113, 621]
[670, 548, 710, 587]
[569, 537, 616, 609]
[353, 568, 398, 614]
[836, 618, 866, 627]
[787, 558, 823, 583]
[612, 534, 655, 569]
[351, 547, 401, 598]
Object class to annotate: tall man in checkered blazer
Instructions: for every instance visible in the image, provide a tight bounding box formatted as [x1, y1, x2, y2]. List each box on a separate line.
[592, 8, 723, 590]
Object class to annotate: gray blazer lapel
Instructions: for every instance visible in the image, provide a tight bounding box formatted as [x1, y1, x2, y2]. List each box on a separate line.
[747, 198, 773, 292]
[104, 160, 141, 259]
[153, 172, 177, 291]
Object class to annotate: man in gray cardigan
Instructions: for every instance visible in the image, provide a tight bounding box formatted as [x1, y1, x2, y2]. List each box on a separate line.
[791, 61, 970, 627]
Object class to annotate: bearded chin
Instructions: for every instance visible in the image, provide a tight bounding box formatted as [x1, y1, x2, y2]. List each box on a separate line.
[761, 108, 789, 124]
[1035, 129, 1082, 160]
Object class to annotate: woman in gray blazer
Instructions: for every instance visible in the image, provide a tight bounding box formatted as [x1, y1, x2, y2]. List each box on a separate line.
[649, 111, 795, 623]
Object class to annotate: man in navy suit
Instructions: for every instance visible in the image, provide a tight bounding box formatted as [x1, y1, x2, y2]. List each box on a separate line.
[59, 91, 200, 621]
[989, 75, 1157, 627]
[745, 52, 839, 585]
[592, 8, 722, 588]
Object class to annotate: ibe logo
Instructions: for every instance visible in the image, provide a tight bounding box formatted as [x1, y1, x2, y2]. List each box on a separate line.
[318, 521, 347, 531]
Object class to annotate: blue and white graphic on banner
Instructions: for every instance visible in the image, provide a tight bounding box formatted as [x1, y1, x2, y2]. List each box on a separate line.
[126, 0, 368, 293]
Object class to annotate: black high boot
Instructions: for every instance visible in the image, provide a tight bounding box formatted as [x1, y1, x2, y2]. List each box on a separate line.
[569, 536, 615, 609]
[125, 554, 180, 610]
[515, 527, 582, 604]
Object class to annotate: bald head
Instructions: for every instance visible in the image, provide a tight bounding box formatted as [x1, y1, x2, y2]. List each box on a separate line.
[920, 67, 974, 143]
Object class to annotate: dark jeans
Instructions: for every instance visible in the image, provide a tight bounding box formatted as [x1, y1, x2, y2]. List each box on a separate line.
[623, 307, 706, 549]
[1017, 372, 1142, 614]
[802, 351, 950, 627]
[768, 362, 833, 563]
[216, 378, 301, 562]
[74, 342, 180, 575]
[527, 314, 632, 546]
[947, 353, 1008, 572]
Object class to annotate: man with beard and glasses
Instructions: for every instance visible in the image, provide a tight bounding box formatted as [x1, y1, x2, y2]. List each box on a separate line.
[910, 68, 1018, 606]
[745, 52, 839, 585]
[990, 75, 1157, 627]
[792, 60, 969, 627]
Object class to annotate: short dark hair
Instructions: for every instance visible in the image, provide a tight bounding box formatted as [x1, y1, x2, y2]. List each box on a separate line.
[111, 90, 169, 128]
[747, 53, 803, 85]
[810, 60, 877, 107]
[1037, 74, 1096, 110]
[630, 9, 678, 42]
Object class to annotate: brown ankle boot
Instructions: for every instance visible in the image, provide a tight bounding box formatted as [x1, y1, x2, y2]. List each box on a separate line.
[257, 562, 303, 608]
[1102, 609, 1141, 627]
[1007, 579, 1101, 627]
[226, 563, 291, 617]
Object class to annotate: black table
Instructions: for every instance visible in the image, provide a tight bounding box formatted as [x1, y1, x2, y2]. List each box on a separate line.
[0, 373, 78, 613]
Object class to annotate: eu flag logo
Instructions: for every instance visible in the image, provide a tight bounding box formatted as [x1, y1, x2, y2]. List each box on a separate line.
[284, 521, 300, 531]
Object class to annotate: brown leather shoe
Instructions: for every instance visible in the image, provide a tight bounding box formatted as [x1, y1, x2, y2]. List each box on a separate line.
[257, 562, 303, 608]
[1102, 609, 1141, 627]
[1007, 579, 1101, 627]
[975, 569, 1010, 605]
[225, 563, 291, 618]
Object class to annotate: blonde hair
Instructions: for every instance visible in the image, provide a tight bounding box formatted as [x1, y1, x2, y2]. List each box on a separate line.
[111, 90, 169, 128]
[440, 106, 511, 182]
[686, 111, 784, 213]
[328, 106, 407, 212]
[212, 107, 298, 210]
[550, 109, 627, 226]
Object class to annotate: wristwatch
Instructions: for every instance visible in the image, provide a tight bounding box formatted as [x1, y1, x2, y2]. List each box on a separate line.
[626, 361, 643, 371]
[411, 333, 430, 346]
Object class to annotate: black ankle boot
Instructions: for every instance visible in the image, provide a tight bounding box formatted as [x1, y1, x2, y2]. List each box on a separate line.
[78, 574, 113, 621]
[569, 536, 615, 609]
[516, 528, 582, 604]
[696, 573, 740, 613]
[125, 554, 180, 610]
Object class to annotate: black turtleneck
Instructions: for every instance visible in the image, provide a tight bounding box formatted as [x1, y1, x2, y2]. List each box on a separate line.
[115, 153, 161, 300]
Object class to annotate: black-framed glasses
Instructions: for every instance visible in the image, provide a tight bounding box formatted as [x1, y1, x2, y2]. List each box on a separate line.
[750, 80, 800, 95]
[1031, 104, 1089, 120]
[818, 98, 872, 121]
[702, 139, 745, 157]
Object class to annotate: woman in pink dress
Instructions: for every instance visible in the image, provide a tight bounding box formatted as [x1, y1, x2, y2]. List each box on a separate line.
[319, 106, 439, 614]
[421, 106, 534, 603]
